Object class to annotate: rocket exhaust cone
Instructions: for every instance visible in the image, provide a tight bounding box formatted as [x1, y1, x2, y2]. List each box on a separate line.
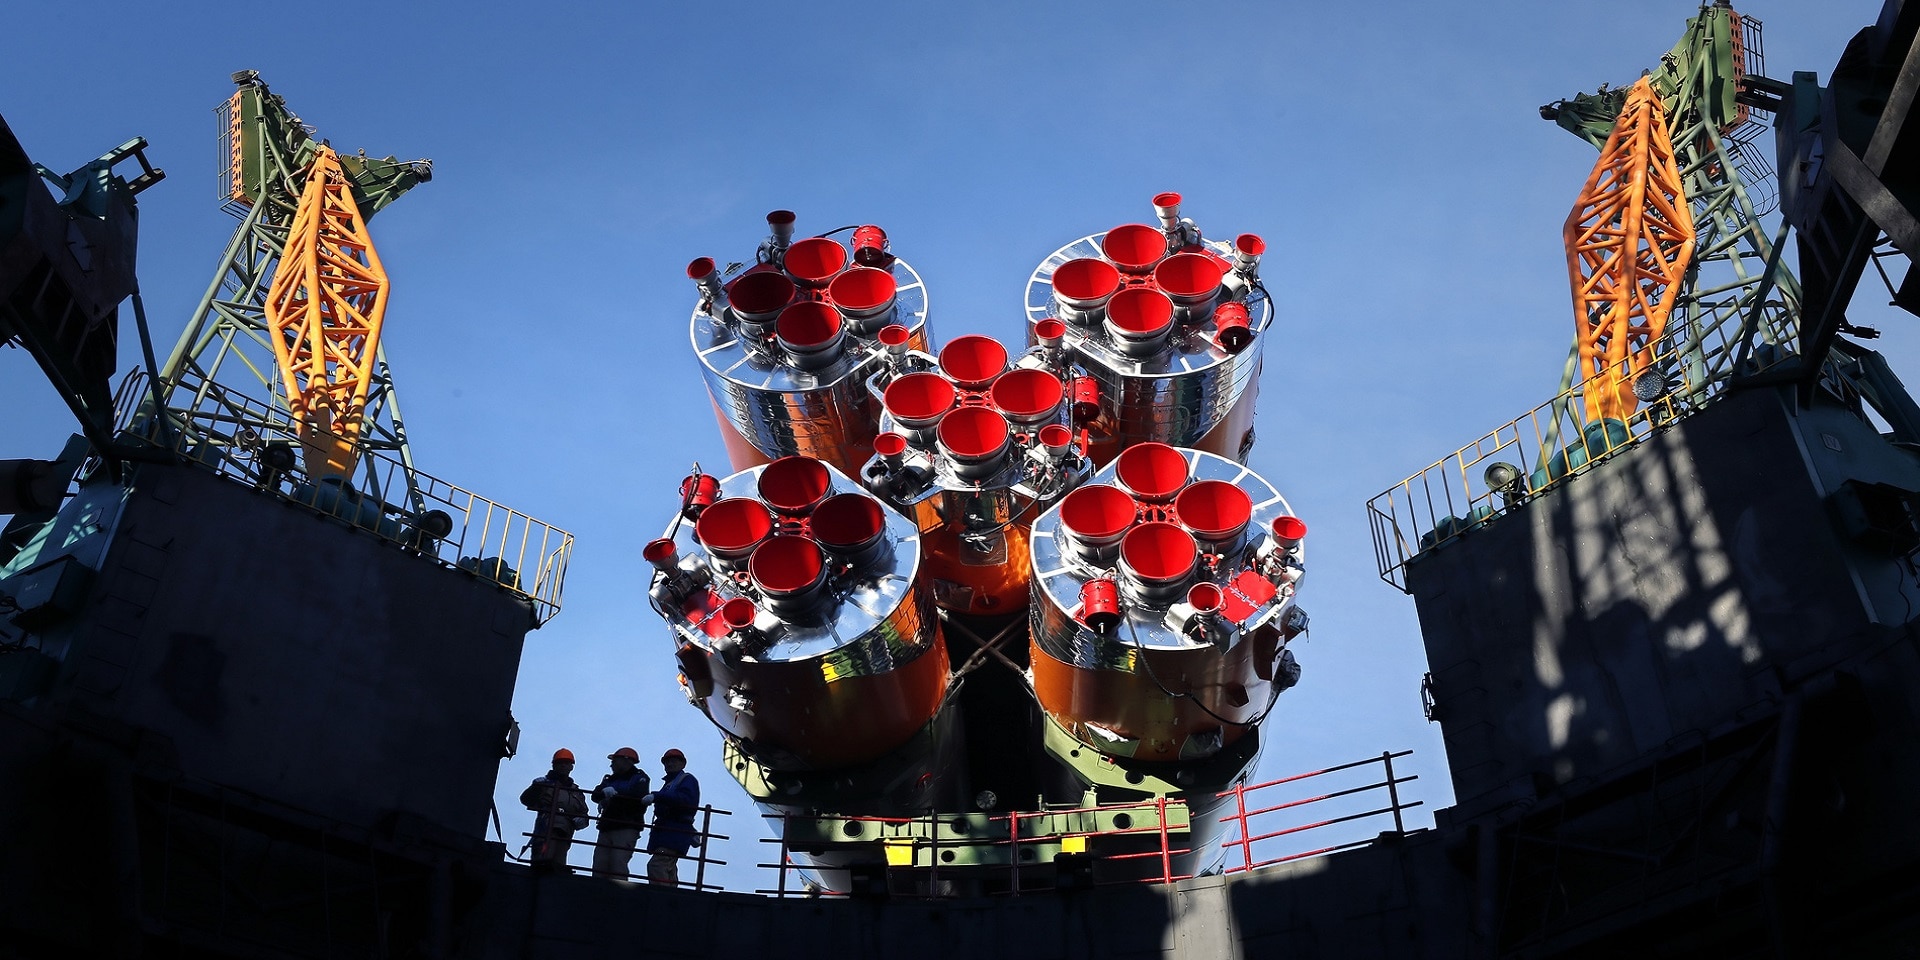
[1154, 252, 1224, 306]
[1104, 288, 1176, 356]
[784, 237, 847, 288]
[990, 368, 1065, 425]
[1102, 223, 1169, 273]
[695, 497, 775, 561]
[938, 334, 1009, 390]
[727, 271, 796, 324]
[1176, 479, 1253, 547]
[1115, 442, 1189, 503]
[758, 456, 832, 516]
[884, 372, 957, 430]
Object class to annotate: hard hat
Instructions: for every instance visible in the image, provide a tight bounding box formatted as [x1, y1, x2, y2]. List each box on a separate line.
[552, 748, 575, 763]
[661, 748, 686, 762]
[609, 747, 640, 762]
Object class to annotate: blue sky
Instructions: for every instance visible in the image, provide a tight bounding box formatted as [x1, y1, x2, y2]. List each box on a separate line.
[4, 1, 1909, 890]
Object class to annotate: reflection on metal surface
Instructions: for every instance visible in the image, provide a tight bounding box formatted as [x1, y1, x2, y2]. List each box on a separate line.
[859, 336, 1092, 614]
[689, 214, 932, 476]
[648, 458, 946, 771]
[1023, 195, 1273, 465]
[1029, 446, 1304, 763]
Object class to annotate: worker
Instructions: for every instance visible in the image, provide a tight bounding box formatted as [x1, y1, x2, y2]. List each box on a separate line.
[643, 748, 701, 886]
[519, 748, 589, 875]
[590, 746, 652, 880]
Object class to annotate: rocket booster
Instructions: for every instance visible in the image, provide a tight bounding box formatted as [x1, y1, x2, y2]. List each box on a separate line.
[648, 457, 946, 771]
[1024, 194, 1273, 466]
[688, 213, 931, 477]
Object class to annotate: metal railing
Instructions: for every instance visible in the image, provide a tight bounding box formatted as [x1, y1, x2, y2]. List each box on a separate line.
[512, 787, 733, 892]
[1218, 750, 1421, 873]
[737, 748, 1422, 897]
[1364, 329, 1799, 592]
[112, 369, 574, 622]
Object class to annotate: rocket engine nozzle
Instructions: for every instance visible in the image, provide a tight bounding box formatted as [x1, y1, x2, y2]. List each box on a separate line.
[760, 209, 797, 267]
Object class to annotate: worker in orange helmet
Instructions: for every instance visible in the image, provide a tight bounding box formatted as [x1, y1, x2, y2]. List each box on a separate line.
[643, 748, 701, 886]
[590, 746, 652, 879]
[519, 747, 588, 875]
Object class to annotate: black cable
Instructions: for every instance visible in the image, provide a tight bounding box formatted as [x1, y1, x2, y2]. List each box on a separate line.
[813, 225, 860, 239]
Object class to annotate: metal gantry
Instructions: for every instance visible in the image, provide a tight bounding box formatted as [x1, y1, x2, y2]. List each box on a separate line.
[155, 71, 430, 506]
[1545, 4, 1800, 423]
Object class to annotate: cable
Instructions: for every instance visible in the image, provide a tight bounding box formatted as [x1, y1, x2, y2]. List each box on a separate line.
[813, 225, 859, 239]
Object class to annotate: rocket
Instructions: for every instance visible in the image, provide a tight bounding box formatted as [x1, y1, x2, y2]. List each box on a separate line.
[652, 197, 1305, 883]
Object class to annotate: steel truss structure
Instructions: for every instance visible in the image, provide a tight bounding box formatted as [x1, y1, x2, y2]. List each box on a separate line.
[154, 71, 430, 508]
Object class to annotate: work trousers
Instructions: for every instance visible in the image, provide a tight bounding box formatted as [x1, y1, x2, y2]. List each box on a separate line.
[530, 826, 573, 874]
[593, 826, 640, 879]
[647, 849, 681, 886]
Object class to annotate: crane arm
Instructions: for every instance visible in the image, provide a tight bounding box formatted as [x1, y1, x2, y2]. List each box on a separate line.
[264, 146, 389, 479]
[1564, 77, 1697, 423]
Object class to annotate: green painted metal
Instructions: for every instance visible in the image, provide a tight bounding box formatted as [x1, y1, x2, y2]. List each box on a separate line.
[152, 72, 432, 509]
[1039, 711, 1259, 804]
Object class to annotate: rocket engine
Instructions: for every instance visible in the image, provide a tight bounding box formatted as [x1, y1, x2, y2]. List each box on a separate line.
[688, 212, 932, 477]
[1029, 442, 1306, 763]
[651, 194, 1302, 886]
[859, 332, 1093, 615]
[1023, 193, 1272, 466]
[647, 457, 949, 774]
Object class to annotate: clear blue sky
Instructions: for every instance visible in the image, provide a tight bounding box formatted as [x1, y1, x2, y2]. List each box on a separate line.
[3, 1, 1908, 891]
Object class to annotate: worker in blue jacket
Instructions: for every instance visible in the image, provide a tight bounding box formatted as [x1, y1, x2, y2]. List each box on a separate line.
[644, 748, 701, 886]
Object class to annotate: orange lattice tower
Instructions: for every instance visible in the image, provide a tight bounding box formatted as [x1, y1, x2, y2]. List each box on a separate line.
[264, 147, 390, 479]
[1563, 76, 1696, 423]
